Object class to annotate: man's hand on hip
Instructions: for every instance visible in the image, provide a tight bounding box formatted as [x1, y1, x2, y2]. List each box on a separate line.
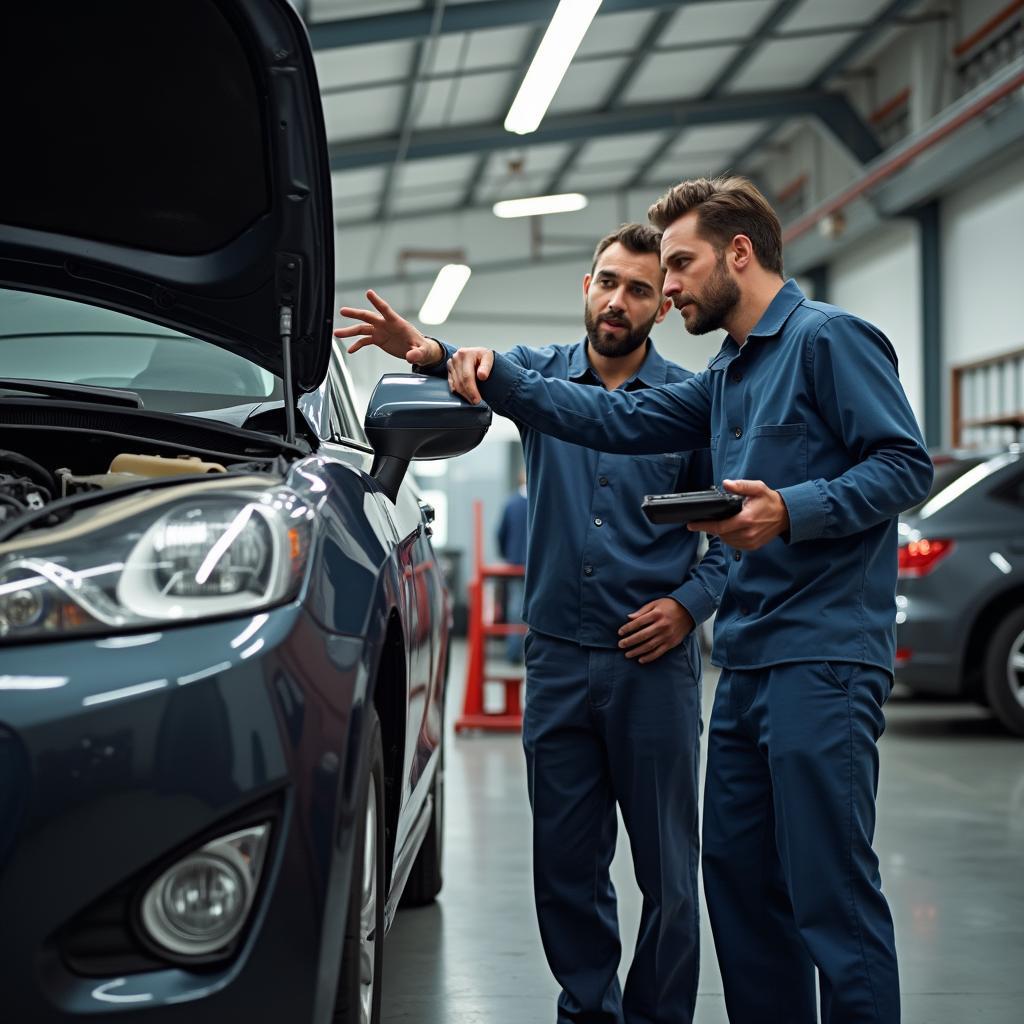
[447, 347, 494, 405]
[688, 479, 790, 550]
[618, 597, 694, 664]
[334, 290, 442, 367]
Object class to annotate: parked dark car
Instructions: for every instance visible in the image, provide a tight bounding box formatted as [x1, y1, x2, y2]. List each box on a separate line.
[895, 447, 1024, 735]
[0, 3, 490, 1022]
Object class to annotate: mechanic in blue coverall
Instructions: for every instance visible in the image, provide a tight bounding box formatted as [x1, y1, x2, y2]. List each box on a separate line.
[496, 469, 528, 662]
[378, 179, 931, 1024]
[337, 224, 727, 1024]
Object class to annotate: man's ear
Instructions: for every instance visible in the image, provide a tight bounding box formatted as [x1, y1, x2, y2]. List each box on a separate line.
[655, 296, 672, 324]
[582, 272, 592, 298]
[730, 234, 754, 271]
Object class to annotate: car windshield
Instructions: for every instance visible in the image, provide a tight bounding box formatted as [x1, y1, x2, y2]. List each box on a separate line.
[0, 288, 281, 415]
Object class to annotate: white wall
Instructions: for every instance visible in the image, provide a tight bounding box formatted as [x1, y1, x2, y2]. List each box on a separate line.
[829, 219, 924, 424]
[941, 155, 1024, 368]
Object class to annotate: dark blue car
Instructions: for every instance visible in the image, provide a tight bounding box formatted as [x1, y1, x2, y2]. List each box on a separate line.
[0, 3, 489, 1021]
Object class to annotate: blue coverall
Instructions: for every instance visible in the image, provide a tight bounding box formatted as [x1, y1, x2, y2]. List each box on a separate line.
[473, 280, 935, 1024]
[430, 337, 727, 1024]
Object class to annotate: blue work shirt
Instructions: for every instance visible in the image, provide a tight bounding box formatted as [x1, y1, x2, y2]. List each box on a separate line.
[430, 338, 727, 649]
[476, 280, 934, 672]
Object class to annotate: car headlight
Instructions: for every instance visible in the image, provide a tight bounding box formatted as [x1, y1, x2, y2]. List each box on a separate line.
[0, 487, 313, 639]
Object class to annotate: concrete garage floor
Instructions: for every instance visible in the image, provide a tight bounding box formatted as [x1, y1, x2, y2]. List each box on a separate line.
[383, 646, 1024, 1023]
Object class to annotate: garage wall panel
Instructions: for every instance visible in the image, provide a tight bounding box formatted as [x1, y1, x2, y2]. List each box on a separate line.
[829, 220, 924, 425]
[941, 155, 1024, 368]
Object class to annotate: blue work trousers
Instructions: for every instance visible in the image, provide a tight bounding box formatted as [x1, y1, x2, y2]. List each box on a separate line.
[703, 662, 900, 1024]
[522, 629, 703, 1024]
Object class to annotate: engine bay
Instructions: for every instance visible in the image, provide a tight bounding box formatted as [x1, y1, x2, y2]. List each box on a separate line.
[0, 448, 266, 528]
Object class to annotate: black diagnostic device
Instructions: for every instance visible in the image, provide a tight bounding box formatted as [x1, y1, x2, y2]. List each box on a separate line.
[641, 488, 744, 525]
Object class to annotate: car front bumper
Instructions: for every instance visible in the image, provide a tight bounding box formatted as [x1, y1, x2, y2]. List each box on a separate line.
[0, 605, 368, 1023]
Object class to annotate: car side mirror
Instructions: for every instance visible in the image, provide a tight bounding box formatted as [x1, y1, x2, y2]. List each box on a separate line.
[365, 374, 492, 501]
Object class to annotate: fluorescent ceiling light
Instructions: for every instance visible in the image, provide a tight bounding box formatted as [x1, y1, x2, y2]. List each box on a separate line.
[418, 264, 472, 325]
[504, 0, 603, 135]
[493, 193, 589, 219]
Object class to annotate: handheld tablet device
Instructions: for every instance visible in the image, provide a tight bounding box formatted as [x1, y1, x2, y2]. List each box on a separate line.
[641, 488, 744, 525]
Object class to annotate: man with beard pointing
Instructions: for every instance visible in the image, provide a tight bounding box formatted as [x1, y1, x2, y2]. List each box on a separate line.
[337, 223, 726, 1024]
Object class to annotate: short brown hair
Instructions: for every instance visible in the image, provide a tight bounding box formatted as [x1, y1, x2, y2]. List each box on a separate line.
[590, 222, 663, 274]
[647, 175, 784, 275]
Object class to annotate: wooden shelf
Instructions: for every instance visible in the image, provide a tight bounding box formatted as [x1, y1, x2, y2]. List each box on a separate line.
[961, 412, 1024, 431]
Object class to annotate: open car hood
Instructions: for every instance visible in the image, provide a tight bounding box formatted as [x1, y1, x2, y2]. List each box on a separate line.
[0, 0, 333, 394]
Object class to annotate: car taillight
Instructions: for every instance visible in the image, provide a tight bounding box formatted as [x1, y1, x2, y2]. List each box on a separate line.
[898, 538, 954, 578]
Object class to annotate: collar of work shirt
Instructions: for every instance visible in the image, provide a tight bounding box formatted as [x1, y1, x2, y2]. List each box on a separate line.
[569, 337, 669, 391]
[708, 278, 806, 369]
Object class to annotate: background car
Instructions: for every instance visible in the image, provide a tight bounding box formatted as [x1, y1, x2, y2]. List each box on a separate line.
[0, 2, 490, 1022]
[895, 447, 1024, 735]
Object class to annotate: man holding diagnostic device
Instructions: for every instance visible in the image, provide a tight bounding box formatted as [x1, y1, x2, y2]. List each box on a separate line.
[354, 176, 932, 1024]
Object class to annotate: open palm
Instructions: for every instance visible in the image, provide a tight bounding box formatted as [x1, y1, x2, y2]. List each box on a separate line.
[334, 290, 439, 365]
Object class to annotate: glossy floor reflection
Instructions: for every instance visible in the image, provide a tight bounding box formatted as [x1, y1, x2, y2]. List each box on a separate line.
[383, 646, 1024, 1023]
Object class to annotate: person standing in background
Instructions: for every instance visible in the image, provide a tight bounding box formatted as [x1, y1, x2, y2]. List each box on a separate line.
[497, 468, 528, 662]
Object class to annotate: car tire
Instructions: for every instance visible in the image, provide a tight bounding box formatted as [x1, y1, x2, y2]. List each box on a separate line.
[334, 707, 385, 1024]
[400, 746, 444, 907]
[983, 606, 1024, 737]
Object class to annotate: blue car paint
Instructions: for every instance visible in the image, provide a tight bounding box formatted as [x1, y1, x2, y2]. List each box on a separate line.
[0, 441, 449, 1022]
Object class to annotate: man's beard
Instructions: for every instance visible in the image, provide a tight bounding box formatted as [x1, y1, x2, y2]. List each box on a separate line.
[677, 253, 740, 335]
[584, 305, 657, 358]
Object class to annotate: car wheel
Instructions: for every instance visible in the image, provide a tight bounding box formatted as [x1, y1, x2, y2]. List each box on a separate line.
[400, 746, 444, 907]
[334, 707, 385, 1024]
[983, 607, 1024, 737]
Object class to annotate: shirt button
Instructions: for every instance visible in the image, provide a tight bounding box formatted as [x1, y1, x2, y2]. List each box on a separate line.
[583, 565, 593, 577]
[733, 427, 743, 439]
[733, 551, 742, 561]
[599, 476, 609, 486]
[731, 371, 743, 383]
[594, 517, 603, 527]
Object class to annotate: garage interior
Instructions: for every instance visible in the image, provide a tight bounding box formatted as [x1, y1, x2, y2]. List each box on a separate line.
[305, 0, 1024, 1021]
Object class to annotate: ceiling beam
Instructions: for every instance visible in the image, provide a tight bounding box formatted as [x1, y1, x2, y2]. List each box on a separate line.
[337, 247, 597, 290]
[623, 0, 804, 192]
[540, 7, 678, 196]
[375, 1, 447, 223]
[318, 20, 912, 98]
[310, 0, 739, 51]
[329, 90, 879, 171]
[459, 24, 548, 210]
[723, 0, 920, 188]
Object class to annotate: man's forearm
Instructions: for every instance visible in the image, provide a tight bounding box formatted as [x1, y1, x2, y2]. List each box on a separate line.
[478, 351, 712, 455]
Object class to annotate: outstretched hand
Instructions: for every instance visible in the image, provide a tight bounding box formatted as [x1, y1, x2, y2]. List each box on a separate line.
[687, 479, 789, 550]
[334, 290, 442, 366]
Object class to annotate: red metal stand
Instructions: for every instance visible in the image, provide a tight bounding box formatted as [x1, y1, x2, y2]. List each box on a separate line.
[455, 500, 526, 734]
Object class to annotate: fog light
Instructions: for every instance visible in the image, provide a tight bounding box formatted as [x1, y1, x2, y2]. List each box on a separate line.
[139, 824, 269, 957]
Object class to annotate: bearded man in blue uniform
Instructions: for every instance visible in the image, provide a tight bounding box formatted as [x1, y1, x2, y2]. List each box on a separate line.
[431, 178, 931, 1024]
[337, 224, 727, 1024]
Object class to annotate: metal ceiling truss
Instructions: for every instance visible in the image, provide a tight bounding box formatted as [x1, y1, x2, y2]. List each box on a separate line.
[620, 0, 805, 194]
[329, 89, 879, 171]
[459, 23, 549, 210]
[375, 0, 447, 223]
[721, 0, 922, 185]
[539, 6, 679, 196]
[310, 0, 735, 51]
[318, 21, 906, 99]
